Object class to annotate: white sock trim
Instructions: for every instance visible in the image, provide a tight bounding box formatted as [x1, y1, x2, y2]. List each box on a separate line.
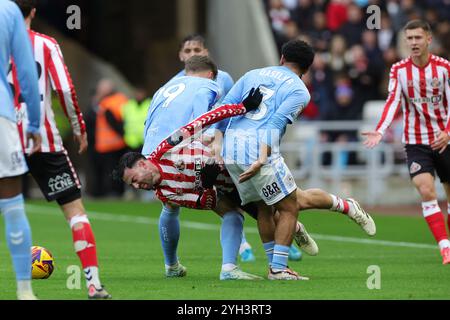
[421, 200, 441, 218]
[438, 239, 450, 250]
[69, 214, 89, 229]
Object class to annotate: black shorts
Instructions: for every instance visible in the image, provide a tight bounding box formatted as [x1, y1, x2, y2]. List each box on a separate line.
[405, 144, 450, 183]
[26, 151, 82, 205]
[225, 188, 259, 220]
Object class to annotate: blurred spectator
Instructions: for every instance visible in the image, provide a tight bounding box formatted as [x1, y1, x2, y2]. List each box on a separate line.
[322, 75, 360, 166]
[93, 80, 128, 197]
[310, 53, 334, 119]
[269, 0, 291, 48]
[348, 45, 383, 104]
[122, 87, 151, 153]
[378, 13, 397, 51]
[325, 0, 349, 32]
[339, 3, 365, 47]
[290, 0, 316, 31]
[307, 11, 333, 52]
[323, 35, 348, 73]
[264, 0, 449, 120]
[299, 72, 320, 120]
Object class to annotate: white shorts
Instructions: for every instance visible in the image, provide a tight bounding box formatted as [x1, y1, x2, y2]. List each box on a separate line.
[0, 117, 28, 179]
[225, 156, 297, 206]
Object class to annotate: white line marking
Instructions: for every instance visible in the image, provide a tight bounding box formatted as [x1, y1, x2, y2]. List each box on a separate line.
[25, 204, 437, 250]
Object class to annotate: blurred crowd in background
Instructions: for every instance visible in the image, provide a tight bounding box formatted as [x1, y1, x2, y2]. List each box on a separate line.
[265, 0, 450, 123]
[264, 0, 450, 165]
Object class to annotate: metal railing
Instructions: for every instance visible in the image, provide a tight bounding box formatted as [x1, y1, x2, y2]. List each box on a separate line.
[280, 120, 408, 206]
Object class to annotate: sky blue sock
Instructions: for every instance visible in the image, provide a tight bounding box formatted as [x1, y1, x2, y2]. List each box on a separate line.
[221, 212, 243, 265]
[158, 205, 180, 266]
[1, 194, 32, 281]
[271, 244, 290, 270]
[263, 241, 275, 265]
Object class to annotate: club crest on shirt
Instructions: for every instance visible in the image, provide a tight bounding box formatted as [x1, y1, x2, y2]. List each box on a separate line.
[409, 161, 422, 174]
[174, 160, 185, 171]
[431, 77, 441, 88]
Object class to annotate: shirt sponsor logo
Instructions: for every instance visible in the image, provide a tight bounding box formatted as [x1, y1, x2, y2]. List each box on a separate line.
[261, 183, 281, 201]
[194, 158, 202, 192]
[409, 95, 442, 104]
[431, 77, 441, 88]
[174, 160, 185, 171]
[48, 173, 74, 195]
[409, 162, 422, 174]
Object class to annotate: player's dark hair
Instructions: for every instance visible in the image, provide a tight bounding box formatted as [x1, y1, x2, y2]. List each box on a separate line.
[185, 55, 218, 80]
[13, 0, 37, 18]
[403, 20, 432, 33]
[281, 39, 315, 73]
[112, 152, 145, 182]
[179, 34, 207, 50]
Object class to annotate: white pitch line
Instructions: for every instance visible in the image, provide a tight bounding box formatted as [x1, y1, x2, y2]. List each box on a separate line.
[25, 204, 437, 250]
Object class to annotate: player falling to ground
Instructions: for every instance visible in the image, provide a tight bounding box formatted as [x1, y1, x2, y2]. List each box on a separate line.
[164, 34, 291, 263]
[10, 0, 111, 298]
[218, 39, 376, 280]
[115, 85, 266, 280]
[0, 0, 41, 300]
[363, 20, 450, 265]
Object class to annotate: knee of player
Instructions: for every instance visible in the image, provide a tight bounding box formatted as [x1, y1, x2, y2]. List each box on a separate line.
[296, 189, 314, 210]
[417, 184, 437, 200]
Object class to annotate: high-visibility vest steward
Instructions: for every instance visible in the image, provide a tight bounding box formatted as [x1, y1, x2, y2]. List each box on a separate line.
[123, 98, 151, 149]
[95, 93, 128, 153]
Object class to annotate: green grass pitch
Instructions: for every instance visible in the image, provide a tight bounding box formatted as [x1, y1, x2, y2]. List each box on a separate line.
[0, 199, 449, 300]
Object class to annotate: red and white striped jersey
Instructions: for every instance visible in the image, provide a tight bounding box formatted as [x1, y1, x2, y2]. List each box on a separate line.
[148, 102, 247, 209]
[376, 55, 450, 145]
[10, 30, 86, 153]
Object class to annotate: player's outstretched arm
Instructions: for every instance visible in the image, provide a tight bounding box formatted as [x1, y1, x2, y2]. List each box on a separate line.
[150, 87, 262, 160]
[361, 131, 383, 149]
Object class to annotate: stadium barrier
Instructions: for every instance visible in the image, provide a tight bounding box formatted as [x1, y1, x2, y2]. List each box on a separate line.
[281, 120, 414, 206]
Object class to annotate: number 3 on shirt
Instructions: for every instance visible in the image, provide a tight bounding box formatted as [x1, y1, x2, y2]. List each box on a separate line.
[245, 86, 274, 121]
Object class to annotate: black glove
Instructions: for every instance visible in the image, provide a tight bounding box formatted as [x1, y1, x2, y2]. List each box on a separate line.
[242, 87, 263, 112]
[200, 160, 222, 189]
[166, 129, 184, 146]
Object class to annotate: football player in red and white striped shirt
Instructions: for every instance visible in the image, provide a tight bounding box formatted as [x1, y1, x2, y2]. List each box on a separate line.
[113, 88, 265, 280]
[10, 0, 112, 297]
[363, 20, 450, 264]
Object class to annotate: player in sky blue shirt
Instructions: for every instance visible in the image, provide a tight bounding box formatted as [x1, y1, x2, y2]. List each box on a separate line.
[0, 0, 40, 131]
[221, 65, 311, 165]
[174, 69, 233, 105]
[141, 74, 218, 156]
[0, 0, 41, 300]
[170, 34, 261, 262]
[219, 40, 376, 280]
[173, 34, 234, 104]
